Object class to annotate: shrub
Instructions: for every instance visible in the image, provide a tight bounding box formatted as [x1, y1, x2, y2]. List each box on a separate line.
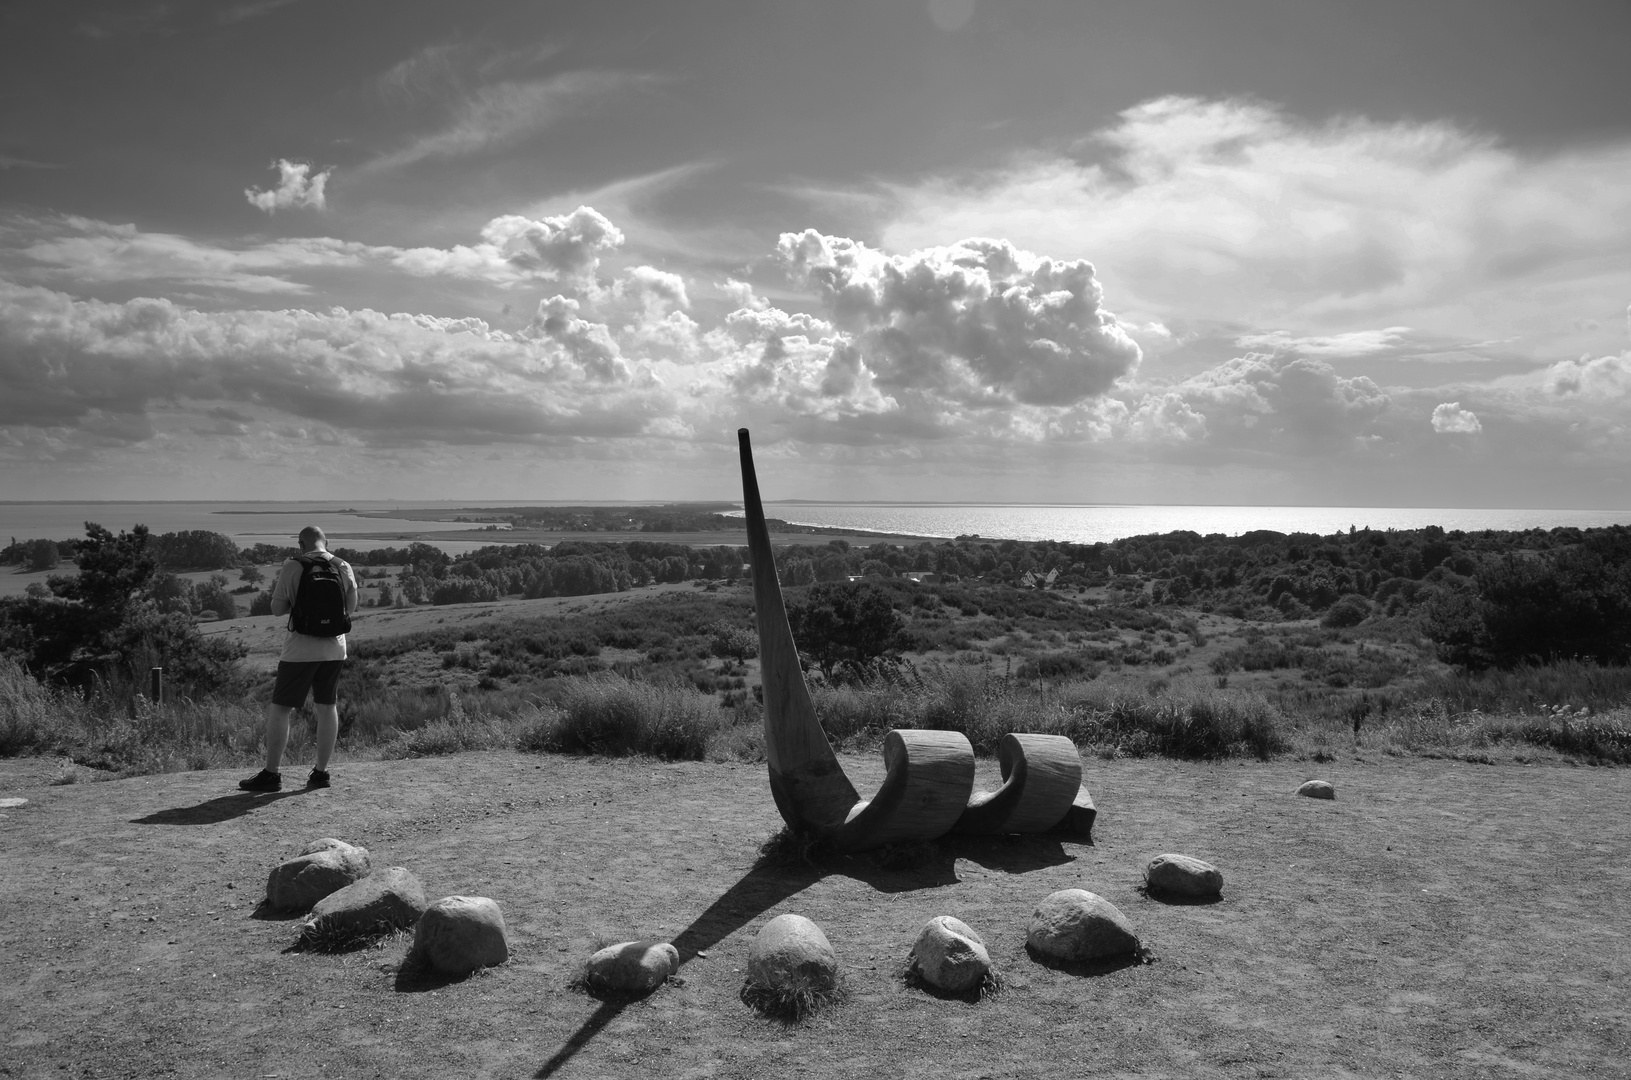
[1321, 593, 1371, 628]
[1065, 683, 1286, 760]
[520, 674, 724, 760]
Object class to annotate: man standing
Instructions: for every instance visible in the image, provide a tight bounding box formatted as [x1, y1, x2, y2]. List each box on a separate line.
[239, 526, 358, 792]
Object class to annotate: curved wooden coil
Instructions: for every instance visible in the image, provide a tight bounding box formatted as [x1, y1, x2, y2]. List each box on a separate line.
[739, 428, 1095, 850]
[741, 429, 976, 851]
[955, 732, 1083, 835]
[830, 729, 976, 852]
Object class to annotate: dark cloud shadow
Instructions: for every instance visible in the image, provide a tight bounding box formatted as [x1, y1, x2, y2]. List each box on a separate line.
[131, 788, 309, 826]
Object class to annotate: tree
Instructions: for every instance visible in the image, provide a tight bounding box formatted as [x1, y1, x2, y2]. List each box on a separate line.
[148, 530, 243, 570]
[0, 522, 243, 689]
[239, 565, 264, 586]
[709, 622, 759, 662]
[785, 581, 905, 680]
[24, 538, 60, 571]
[375, 580, 394, 607]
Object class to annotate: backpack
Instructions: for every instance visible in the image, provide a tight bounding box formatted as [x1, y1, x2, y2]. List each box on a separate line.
[288, 554, 352, 637]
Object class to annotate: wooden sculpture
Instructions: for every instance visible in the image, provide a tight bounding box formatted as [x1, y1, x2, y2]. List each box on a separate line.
[738, 428, 1094, 851]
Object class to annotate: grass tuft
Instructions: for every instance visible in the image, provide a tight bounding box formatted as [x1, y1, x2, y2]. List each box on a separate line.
[739, 971, 847, 1021]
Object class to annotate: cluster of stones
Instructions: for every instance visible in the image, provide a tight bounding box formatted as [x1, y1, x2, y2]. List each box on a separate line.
[266, 838, 509, 976]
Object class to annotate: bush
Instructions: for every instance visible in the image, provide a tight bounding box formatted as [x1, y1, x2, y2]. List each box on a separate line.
[1065, 684, 1286, 760]
[520, 674, 724, 760]
[1321, 593, 1371, 628]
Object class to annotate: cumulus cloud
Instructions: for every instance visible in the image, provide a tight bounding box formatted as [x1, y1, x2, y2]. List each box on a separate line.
[1544, 303, 1631, 399]
[0, 279, 672, 447]
[245, 159, 331, 213]
[12, 202, 1631, 500]
[878, 96, 1631, 354]
[1431, 402, 1482, 434]
[775, 230, 1141, 407]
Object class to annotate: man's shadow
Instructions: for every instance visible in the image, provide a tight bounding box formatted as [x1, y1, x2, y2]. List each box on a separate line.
[534, 830, 1082, 1077]
[131, 788, 309, 826]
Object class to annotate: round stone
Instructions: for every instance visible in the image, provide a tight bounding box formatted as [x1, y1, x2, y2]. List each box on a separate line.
[583, 939, 680, 993]
[266, 838, 371, 912]
[1027, 889, 1139, 963]
[306, 866, 427, 936]
[411, 895, 509, 975]
[746, 913, 838, 993]
[1297, 779, 1336, 800]
[1145, 854, 1223, 899]
[909, 915, 991, 993]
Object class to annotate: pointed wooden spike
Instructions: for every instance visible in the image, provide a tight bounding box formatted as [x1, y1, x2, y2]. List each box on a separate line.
[738, 429, 858, 830]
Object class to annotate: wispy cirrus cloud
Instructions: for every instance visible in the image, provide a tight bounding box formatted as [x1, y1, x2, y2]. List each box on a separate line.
[1, 208, 629, 295]
[875, 96, 1631, 366]
[364, 70, 656, 172]
[0, 154, 65, 171]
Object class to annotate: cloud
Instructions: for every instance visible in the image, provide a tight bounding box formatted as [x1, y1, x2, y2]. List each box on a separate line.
[0, 155, 64, 171]
[878, 96, 1631, 356]
[775, 230, 1142, 407]
[1544, 303, 1631, 399]
[4, 214, 363, 294]
[2, 209, 625, 294]
[1430, 402, 1482, 434]
[0, 279, 673, 448]
[216, 0, 302, 24]
[1234, 327, 1414, 359]
[245, 160, 331, 213]
[10, 204, 1631, 502]
[927, 0, 977, 32]
[365, 71, 651, 172]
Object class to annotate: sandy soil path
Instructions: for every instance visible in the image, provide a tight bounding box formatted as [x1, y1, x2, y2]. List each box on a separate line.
[2, 752, 1627, 1079]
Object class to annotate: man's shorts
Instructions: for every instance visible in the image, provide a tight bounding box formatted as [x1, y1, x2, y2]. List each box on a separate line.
[271, 660, 343, 708]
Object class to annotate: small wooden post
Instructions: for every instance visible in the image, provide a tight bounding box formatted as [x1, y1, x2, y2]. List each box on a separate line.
[149, 666, 163, 704]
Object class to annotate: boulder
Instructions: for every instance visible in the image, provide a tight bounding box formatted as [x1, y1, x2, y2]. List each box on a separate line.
[583, 939, 680, 993]
[1145, 854, 1223, 899]
[266, 838, 371, 912]
[1297, 779, 1336, 800]
[909, 915, 991, 993]
[1027, 889, 1139, 963]
[306, 866, 427, 936]
[411, 895, 509, 975]
[746, 913, 838, 993]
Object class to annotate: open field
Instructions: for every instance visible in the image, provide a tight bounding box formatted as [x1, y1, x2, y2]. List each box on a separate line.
[2, 750, 1627, 1079]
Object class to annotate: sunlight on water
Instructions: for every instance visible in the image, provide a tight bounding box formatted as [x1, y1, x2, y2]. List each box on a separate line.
[745, 504, 1631, 544]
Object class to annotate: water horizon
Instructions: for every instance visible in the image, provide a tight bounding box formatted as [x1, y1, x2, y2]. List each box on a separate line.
[6, 499, 1631, 552]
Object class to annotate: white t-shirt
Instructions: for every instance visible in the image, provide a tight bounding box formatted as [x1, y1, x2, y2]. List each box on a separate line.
[270, 550, 359, 663]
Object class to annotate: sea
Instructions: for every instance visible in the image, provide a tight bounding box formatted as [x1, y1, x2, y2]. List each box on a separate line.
[5, 500, 1631, 554]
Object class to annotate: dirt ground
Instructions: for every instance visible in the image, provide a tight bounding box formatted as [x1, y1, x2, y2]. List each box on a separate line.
[2, 751, 1627, 1079]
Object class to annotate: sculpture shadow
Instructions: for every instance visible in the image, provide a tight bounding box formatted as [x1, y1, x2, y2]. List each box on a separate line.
[131, 788, 309, 826]
[1024, 944, 1151, 978]
[537, 830, 1069, 1076]
[943, 833, 1077, 876]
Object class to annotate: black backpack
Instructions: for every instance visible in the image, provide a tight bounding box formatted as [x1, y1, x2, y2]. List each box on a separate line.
[288, 554, 352, 637]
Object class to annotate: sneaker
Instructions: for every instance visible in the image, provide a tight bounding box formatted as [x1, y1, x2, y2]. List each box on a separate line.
[307, 769, 330, 789]
[238, 768, 281, 792]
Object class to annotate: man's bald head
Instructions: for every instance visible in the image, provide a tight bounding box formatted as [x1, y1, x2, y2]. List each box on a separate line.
[298, 526, 327, 553]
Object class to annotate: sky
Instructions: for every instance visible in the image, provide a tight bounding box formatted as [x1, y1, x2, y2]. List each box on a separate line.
[2, 0, 1630, 508]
